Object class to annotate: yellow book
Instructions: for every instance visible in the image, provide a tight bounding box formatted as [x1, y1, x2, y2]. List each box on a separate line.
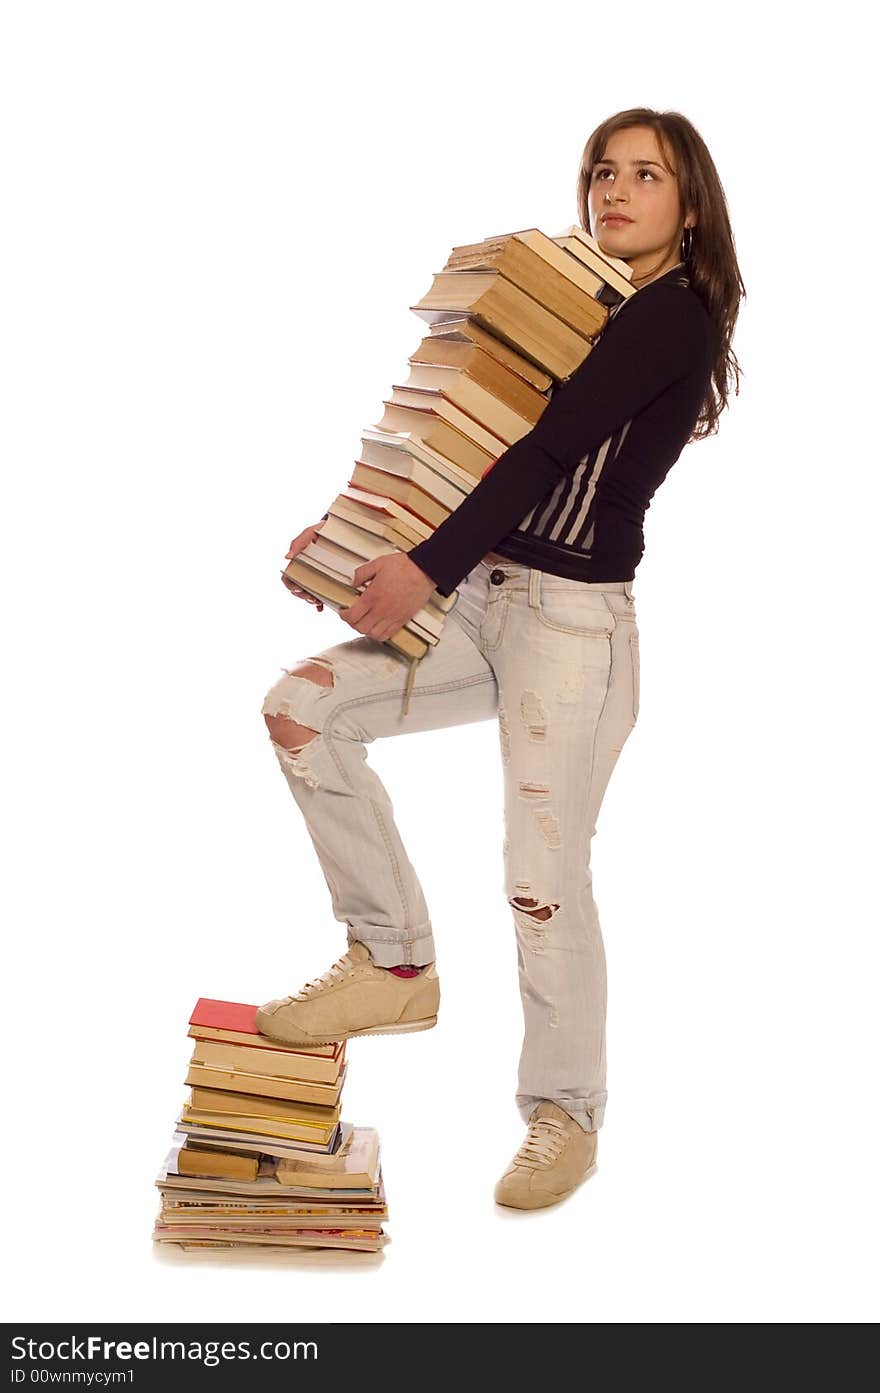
[185, 1060, 345, 1108]
[181, 1108, 337, 1144]
[189, 1037, 344, 1085]
[188, 1085, 340, 1125]
[177, 1146, 259, 1181]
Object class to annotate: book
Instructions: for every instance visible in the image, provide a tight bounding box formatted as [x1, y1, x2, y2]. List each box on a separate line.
[552, 224, 636, 298]
[362, 426, 484, 498]
[327, 492, 430, 547]
[159, 1131, 380, 1192]
[441, 228, 614, 336]
[188, 1036, 345, 1086]
[157, 1069, 388, 1246]
[300, 537, 446, 642]
[156, 1229, 388, 1252]
[353, 451, 468, 514]
[177, 1146, 259, 1181]
[159, 1211, 384, 1232]
[173, 1114, 350, 1157]
[319, 511, 431, 568]
[386, 383, 517, 452]
[447, 226, 608, 296]
[156, 1174, 387, 1215]
[388, 377, 535, 448]
[156, 997, 391, 1254]
[157, 1214, 386, 1232]
[370, 404, 497, 479]
[317, 515, 455, 625]
[187, 1085, 341, 1126]
[424, 316, 553, 391]
[281, 558, 428, 662]
[336, 484, 434, 539]
[410, 269, 600, 380]
[184, 1060, 348, 1109]
[188, 998, 341, 1058]
[348, 459, 453, 527]
[276, 1127, 380, 1189]
[403, 346, 548, 424]
[359, 430, 477, 499]
[180, 1107, 338, 1146]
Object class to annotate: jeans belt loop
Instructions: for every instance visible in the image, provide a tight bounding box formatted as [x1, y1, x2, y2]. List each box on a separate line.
[528, 567, 541, 610]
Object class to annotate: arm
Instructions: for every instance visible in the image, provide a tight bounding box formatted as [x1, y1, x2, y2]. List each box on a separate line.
[407, 283, 710, 596]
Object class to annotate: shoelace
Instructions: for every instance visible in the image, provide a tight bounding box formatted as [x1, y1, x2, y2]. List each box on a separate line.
[291, 949, 360, 1002]
[512, 1116, 569, 1169]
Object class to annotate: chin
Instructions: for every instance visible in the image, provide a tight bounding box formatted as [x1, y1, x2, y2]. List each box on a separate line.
[598, 236, 632, 256]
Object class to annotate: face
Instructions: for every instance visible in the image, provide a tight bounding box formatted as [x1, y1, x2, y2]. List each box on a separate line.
[586, 124, 694, 285]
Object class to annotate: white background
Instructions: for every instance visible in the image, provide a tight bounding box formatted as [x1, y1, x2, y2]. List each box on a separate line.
[3, 0, 877, 1324]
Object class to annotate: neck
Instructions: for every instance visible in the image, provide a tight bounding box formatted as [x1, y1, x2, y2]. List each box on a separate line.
[630, 256, 684, 290]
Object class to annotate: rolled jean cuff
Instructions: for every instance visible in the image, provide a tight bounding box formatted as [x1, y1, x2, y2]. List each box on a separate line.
[347, 924, 436, 969]
[517, 1095, 606, 1134]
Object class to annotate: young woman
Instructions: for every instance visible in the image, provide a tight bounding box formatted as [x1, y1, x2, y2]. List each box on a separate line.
[257, 108, 744, 1210]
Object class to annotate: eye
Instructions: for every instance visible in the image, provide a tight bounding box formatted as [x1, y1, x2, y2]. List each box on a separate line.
[593, 168, 656, 181]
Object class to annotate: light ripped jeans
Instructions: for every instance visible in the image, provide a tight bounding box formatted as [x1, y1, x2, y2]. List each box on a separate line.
[261, 556, 640, 1133]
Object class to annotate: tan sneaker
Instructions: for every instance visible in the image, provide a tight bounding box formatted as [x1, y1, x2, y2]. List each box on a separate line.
[494, 1101, 598, 1209]
[255, 941, 440, 1046]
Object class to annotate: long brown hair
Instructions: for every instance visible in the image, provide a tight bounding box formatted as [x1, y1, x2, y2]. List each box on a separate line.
[576, 108, 745, 440]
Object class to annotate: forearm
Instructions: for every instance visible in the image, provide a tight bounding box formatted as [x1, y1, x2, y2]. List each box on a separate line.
[407, 436, 565, 596]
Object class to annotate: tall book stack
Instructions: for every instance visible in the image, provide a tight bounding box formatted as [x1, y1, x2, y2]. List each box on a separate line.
[283, 225, 635, 709]
[152, 998, 389, 1254]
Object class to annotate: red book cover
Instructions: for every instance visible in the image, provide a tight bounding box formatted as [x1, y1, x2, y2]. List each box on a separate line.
[189, 998, 262, 1034]
[188, 999, 343, 1061]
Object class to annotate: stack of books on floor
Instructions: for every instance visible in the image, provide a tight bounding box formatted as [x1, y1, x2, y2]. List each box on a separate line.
[152, 998, 389, 1254]
[282, 225, 635, 672]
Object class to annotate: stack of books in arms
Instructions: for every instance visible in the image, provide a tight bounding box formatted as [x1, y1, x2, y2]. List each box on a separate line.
[282, 225, 635, 675]
[152, 998, 388, 1254]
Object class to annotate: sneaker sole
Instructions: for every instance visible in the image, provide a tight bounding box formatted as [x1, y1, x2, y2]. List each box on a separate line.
[494, 1162, 598, 1209]
[257, 1014, 438, 1047]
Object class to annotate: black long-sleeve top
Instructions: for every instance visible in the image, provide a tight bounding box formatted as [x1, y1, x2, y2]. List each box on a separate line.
[403, 260, 718, 598]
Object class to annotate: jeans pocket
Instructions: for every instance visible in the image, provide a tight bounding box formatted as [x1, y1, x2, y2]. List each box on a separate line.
[630, 630, 640, 722]
[535, 587, 616, 638]
[480, 594, 509, 650]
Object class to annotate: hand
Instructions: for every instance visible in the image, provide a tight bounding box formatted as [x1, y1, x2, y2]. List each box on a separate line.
[339, 551, 437, 642]
[282, 521, 327, 610]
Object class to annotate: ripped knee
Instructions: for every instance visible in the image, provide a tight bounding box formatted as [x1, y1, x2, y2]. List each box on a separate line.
[287, 659, 335, 689]
[510, 896, 560, 922]
[264, 712, 320, 752]
[262, 658, 336, 751]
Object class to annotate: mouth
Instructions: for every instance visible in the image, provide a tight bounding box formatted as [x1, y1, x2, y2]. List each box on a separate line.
[602, 215, 632, 226]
